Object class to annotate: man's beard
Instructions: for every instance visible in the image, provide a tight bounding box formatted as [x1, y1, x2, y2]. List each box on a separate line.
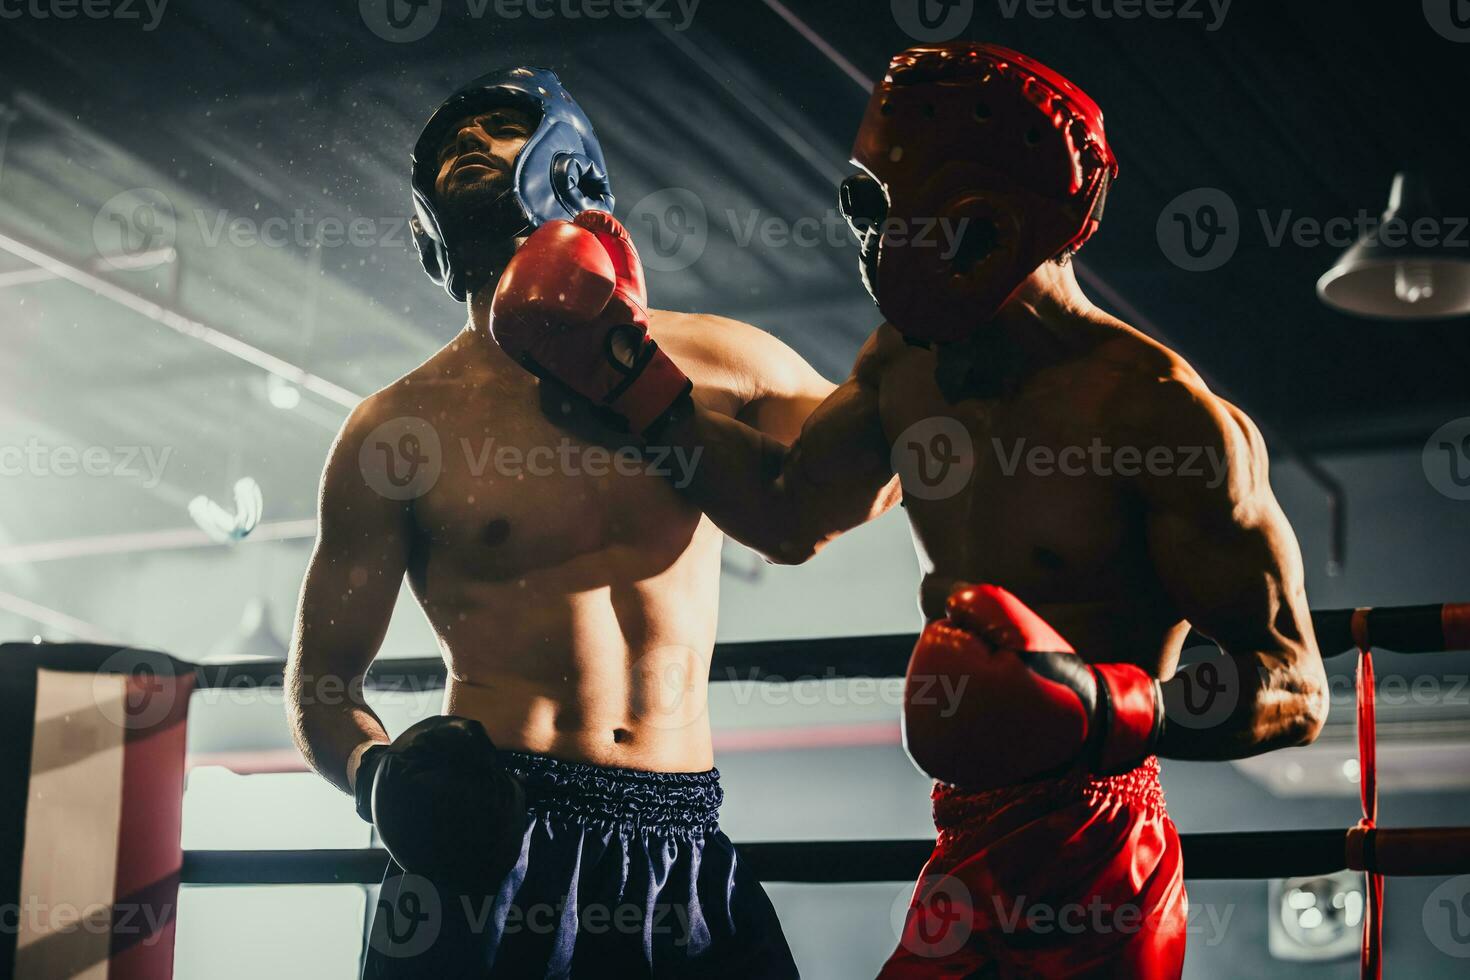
[431, 185, 525, 301]
[440, 172, 506, 209]
[438, 178, 516, 242]
[436, 178, 527, 296]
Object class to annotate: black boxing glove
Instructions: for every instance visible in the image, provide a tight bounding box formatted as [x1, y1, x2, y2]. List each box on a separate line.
[355, 716, 528, 890]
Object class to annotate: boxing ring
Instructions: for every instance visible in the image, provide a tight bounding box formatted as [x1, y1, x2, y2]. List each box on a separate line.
[180, 603, 1470, 887]
[4, 601, 1470, 978]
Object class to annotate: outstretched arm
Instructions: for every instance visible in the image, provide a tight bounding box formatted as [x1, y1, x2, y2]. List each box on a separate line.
[660, 324, 903, 564]
[285, 397, 413, 795]
[1139, 382, 1330, 760]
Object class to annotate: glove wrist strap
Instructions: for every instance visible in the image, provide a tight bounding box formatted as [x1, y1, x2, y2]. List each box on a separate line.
[641, 388, 696, 444]
[1093, 663, 1165, 774]
[610, 344, 691, 435]
[353, 744, 388, 824]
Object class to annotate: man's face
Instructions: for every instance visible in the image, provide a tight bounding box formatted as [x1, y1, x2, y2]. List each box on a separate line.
[431, 105, 536, 212]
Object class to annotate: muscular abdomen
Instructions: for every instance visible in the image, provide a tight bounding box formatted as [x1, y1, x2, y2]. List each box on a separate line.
[410, 468, 723, 772]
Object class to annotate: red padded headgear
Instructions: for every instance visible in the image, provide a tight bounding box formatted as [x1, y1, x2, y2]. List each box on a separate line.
[850, 43, 1118, 344]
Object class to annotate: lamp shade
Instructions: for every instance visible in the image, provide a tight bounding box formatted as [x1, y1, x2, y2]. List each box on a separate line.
[1316, 173, 1470, 320]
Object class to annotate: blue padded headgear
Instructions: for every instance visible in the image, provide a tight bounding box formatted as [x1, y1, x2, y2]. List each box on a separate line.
[410, 67, 615, 301]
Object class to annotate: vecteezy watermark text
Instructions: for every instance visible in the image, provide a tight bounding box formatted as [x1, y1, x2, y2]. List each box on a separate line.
[1, 896, 173, 943]
[0, 438, 172, 488]
[461, 436, 702, 490]
[890, 0, 1231, 42]
[991, 437, 1228, 487]
[359, 0, 699, 44]
[992, 0, 1231, 30]
[0, 0, 168, 30]
[1157, 186, 1470, 272]
[891, 419, 1231, 503]
[358, 417, 704, 502]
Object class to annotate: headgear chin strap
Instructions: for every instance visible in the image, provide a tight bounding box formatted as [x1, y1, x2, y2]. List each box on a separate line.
[841, 43, 1118, 345]
[410, 66, 615, 302]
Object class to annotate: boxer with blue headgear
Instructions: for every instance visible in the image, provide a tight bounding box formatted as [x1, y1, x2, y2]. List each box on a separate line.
[409, 67, 615, 301]
[290, 64, 830, 980]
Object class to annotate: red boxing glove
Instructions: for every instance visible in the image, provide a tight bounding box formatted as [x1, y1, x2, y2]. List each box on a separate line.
[490, 210, 691, 435]
[903, 584, 1164, 790]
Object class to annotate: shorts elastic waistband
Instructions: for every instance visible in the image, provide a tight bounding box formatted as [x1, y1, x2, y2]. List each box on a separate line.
[502, 751, 723, 835]
[933, 756, 1167, 829]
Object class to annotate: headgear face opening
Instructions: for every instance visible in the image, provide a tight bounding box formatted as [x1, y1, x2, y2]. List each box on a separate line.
[841, 43, 1118, 345]
[410, 67, 615, 301]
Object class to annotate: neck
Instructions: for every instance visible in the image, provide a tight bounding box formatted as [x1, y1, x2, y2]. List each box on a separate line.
[933, 258, 1099, 402]
[467, 284, 493, 334]
[460, 234, 526, 335]
[1002, 256, 1095, 323]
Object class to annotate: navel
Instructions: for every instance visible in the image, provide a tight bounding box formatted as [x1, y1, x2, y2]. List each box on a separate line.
[483, 518, 511, 547]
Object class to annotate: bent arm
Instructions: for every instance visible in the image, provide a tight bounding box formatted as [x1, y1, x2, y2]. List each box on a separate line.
[1140, 385, 1329, 760]
[661, 326, 901, 564]
[285, 402, 413, 795]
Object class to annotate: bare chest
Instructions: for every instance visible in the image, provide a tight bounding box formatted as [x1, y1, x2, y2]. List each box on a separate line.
[879, 351, 1149, 600]
[408, 383, 704, 581]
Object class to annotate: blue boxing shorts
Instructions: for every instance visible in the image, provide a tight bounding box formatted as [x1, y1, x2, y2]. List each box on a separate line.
[362, 751, 797, 979]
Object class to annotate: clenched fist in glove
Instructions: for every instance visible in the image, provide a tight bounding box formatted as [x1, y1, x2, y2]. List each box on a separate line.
[490, 210, 691, 435]
[903, 583, 1165, 790]
[354, 716, 527, 891]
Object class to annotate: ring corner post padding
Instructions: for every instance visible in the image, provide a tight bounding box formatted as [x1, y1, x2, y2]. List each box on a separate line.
[0, 643, 195, 980]
[1348, 826, 1470, 876]
[0, 645, 40, 980]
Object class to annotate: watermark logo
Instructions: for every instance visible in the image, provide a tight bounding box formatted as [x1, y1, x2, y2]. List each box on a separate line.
[891, 874, 973, 958]
[628, 188, 708, 273]
[1424, 0, 1470, 42]
[1161, 655, 1241, 731]
[740, 208, 967, 257]
[890, 416, 976, 501]
[1423, 417, 1470, 500]
[630, 645, 710, 731]
[360, 416, 443, 501]
[94, 649, 187, 731]
[92, 188, 175, 271]
[888, 422, 1230, 501]
[1157, 187, 1239, 271]
[1160, 190, 1469, 272]
[369, 874, 443, 957]
[360, 0, 442, 42]
[892, 0, 973, 41]
[616, 194, 973, 273]
[1423, 875, 1470, 957]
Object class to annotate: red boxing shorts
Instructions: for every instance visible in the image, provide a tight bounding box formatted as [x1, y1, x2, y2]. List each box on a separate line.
[879, 757, 1186, 979]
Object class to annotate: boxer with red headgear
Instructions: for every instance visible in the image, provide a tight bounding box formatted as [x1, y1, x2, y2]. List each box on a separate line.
[506, 42, 1326, 977]
[841, 43, 1116, 346]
